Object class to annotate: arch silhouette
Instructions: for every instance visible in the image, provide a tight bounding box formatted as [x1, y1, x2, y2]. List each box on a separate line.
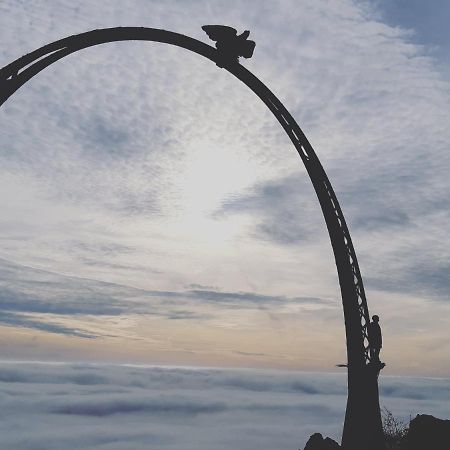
[0, 27, 385, 450]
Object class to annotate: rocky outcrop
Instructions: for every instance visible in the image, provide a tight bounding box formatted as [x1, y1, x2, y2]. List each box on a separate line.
[405, 414, 450, 450]
[303, 413, 450, 450]
[303, 433, 341, 450]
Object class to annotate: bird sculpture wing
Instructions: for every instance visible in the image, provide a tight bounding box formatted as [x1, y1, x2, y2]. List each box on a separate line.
[202, 25, 237, 42]
[239, 40, 256, 58]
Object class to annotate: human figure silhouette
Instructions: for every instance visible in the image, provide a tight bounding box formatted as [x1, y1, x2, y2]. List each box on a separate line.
[368, 315, 382, 363]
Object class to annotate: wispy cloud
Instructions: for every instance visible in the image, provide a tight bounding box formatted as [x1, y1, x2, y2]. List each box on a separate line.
[0, 311, 96, 338]
[0, 257, 331, 337]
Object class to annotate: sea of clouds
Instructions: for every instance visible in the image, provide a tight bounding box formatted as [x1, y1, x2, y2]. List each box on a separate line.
[0, 362, 449, 450]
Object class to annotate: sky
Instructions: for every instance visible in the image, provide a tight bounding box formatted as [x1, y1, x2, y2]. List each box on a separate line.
[0, 0, 449, 379]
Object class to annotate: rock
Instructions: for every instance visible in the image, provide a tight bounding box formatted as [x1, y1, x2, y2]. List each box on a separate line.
[304, 433, 324, 450]
[323, 437, 341, 449]
[405, 414, 450, 450]
[303, 432, 341, 450]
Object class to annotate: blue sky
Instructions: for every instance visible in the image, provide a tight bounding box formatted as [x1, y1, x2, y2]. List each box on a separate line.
[0, 0, 449, 377]
[373, 0, 450, 70]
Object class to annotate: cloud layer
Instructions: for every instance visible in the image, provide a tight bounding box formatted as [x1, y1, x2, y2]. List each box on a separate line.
[0, 362, 449, 450]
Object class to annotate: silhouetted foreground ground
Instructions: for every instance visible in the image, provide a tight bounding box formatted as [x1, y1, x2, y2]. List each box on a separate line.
[302, 414, 450, 450]
[303, 433, 340, 449]
[406, 415, 450, 450]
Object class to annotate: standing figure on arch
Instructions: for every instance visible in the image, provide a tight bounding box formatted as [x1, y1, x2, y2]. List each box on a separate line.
[368, 315, 383, 364]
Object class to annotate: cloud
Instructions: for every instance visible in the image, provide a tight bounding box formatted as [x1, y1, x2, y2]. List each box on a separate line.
[366, 261, 450, 300]
[217, 173, 320, 245]
[0, 362, 449, 450]
[52, 397, 227, 417]
[0, 0, 449, 371]
[0, 257, 332, 338]
[185, 288, 331, 307]
[0, 311, 95, 338]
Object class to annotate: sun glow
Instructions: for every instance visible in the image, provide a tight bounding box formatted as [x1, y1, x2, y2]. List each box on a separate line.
[179, 141, 258, 212]
[167, 140, 259, 245]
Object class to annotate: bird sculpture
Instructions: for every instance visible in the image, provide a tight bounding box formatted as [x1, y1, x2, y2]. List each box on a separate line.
[202, 25, 255, 66]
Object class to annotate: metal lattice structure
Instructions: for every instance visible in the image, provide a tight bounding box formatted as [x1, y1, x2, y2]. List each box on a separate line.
[0, 27, 384, 449]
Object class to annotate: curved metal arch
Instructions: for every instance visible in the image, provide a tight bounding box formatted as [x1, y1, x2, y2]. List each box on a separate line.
[0, 27, 383, 450]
